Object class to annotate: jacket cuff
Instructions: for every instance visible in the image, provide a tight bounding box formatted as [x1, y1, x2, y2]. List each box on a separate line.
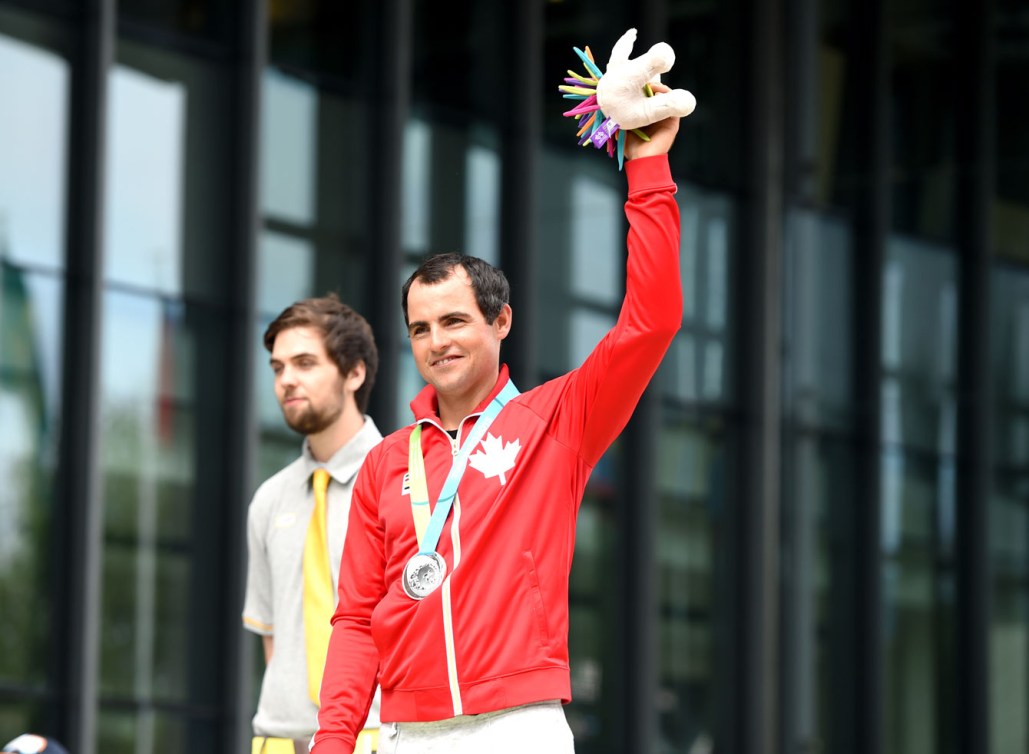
[310, 735, 354, 754]
[624, 154, 676, 197]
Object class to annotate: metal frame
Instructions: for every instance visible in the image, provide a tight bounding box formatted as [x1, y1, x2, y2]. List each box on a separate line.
[954, 0, 995, 750]
[498, 0, 543, 388]
[735, 0, 785, 751]
[52, 1, 113, 751]
[220, 0, 267, 751]
[849, 0, 889, 752]
[3, 0, 1006, 752]
[364, 0, 413, 433]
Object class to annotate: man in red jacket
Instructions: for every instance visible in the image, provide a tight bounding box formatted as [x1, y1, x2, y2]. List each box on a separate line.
[312, 99, 684, 754]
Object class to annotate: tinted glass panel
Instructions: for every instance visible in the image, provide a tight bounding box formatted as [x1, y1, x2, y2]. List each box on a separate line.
[780, 209, 856, 754]
[990, 268, 1029, 754]
[98, 291, 231, 752]
[0, 8, 69, 271]
[103, 39, 233, 299]
[0, 267, 64, 722]
[880, 237, 957, 754]
[0, 5, 69, 736]
[888, 0, 957, 242]
[120, 0, 232, 43]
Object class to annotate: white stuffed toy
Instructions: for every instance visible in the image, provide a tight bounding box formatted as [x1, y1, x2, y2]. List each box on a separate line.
[559, 28, 695, 168]
[597, 28, 696, 130]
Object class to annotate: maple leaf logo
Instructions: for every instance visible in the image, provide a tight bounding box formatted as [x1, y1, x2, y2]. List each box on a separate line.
[468, 433, 521, 485]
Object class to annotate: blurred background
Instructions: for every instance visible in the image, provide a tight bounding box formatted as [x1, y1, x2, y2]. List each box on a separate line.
[0, 0, 1027, 753]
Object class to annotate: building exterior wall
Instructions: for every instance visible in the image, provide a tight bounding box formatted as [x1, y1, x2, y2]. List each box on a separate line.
[0, 1, 1026, 753]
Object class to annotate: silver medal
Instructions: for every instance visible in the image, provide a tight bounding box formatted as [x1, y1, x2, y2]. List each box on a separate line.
[402, 552, 447, 600]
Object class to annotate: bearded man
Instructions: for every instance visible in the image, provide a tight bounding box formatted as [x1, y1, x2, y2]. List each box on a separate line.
[243, 294, 383, 754]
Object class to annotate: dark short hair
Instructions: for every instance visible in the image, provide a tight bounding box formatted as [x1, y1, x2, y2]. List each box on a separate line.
[401, 253, 510, 326]
[263, 294, 379, 413]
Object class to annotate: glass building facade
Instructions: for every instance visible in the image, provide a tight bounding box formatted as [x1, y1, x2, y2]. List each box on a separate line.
[0, 0, 1026, 753]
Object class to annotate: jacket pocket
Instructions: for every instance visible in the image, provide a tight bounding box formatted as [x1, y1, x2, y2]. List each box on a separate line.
[522, 550, 551, 649]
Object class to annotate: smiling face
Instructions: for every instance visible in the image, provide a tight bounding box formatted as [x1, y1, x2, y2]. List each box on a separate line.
[406, 267, 512, 426]
[270, 325, 358, 436]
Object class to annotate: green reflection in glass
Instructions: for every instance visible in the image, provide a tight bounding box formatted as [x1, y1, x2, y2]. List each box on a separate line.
[990, 267, 1029, 754]
[656, 417, 723, 753]
[98, 292, 197, 711]
[0, 264, 62, 697]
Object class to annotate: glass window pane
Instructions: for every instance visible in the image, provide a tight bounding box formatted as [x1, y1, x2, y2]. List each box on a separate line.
[780, 206, 857, 754]
[888, 0, 958, 242]
[258, 68, 371, 316]
[990, 266, 1029, 754]
[0, 9, 70, 271]
[666, 184, 735, 407]
[98, 293, 195, 701]
[269, 0, 370, 84]
[0, 267, 63, 694]
[120, 0, 233, 45]
[994, 0, 1029, 266]
[104, 39, 234, 299]
[97, 289, 231, 750]
[881, 237, 957, 455]
[782, 209, 854, 428]
[104, 66, 186, 294]
[655, 416, 727, 753]
[880, 447, 955, 754]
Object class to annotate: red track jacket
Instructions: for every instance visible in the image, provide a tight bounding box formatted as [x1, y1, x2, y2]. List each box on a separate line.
[313, 154, 682, 754]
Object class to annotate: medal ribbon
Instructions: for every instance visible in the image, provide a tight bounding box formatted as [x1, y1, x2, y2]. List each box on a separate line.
[407, 380, 519, 554]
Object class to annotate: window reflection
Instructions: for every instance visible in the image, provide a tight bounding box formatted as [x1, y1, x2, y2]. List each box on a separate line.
[571, 175, 619, 306]
[403, 120, 432, 253]
[258, 231, 314, 317]
[261, 70, 316, 225]
[464, 140, 500, 265]
[98, 293, 196, 710]
[0, 264, 62, 697]
[0, 28, 68, 271]
[104, 67, 186, 295]
[402, 118, 503, 263]
[990, 268, 1029, 754]
[656, 416, 725, 753]
[880, 236, 958, 754]
[780, 207, 857, 754]
[663, 185, 734, 406]
[881, 238, 958, 454]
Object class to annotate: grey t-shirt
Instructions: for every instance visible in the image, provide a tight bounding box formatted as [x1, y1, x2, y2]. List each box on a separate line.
[243, 417, 383, 740]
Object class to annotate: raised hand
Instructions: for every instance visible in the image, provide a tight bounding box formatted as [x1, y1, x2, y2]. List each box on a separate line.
[596, 28, 696, 132]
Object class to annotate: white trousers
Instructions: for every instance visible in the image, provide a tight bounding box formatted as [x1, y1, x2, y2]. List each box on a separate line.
[379, 701, 574, 754]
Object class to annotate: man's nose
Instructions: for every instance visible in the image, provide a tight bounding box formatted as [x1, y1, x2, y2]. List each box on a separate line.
[429, 325, 451, 350]
[278, 364, 298, 386]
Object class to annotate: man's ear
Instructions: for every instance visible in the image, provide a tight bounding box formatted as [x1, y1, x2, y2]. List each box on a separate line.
[344, 361, 367, 393]
[494, 304, 513, 341]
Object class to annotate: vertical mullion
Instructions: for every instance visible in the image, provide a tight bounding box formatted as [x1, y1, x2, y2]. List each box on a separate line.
[365, 0, 412, 432]
[850, 0, 889, 751]
[498, 0, 542, 387]
[736, 0, 785, 749]
[222, 0, 267, 751]
[54, 0, 113, 751]
[619, 7, 668, 754]
[954, 0, 995, 750]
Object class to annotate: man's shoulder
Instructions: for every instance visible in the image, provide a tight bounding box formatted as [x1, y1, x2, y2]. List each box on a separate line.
[249, 455, 307, 510]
